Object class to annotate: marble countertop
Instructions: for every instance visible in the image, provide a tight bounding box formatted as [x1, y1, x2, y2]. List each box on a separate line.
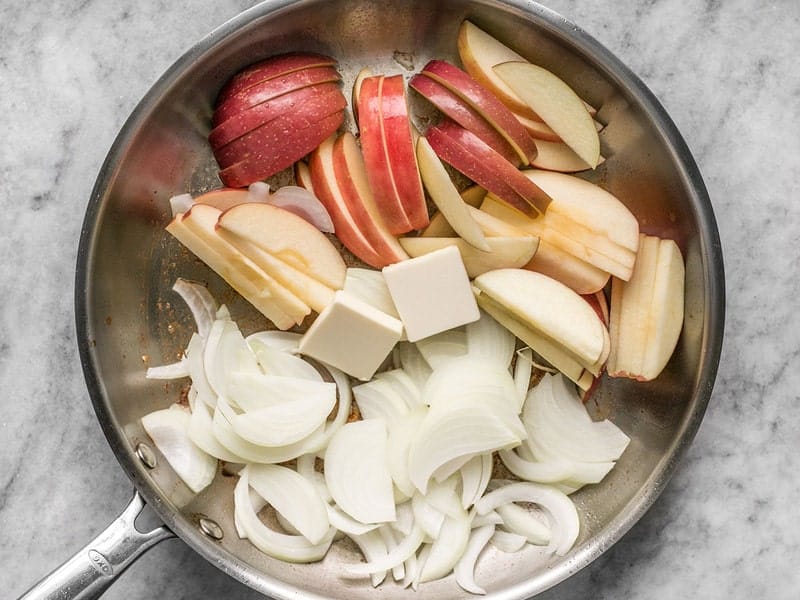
[2, 1, 798, 598]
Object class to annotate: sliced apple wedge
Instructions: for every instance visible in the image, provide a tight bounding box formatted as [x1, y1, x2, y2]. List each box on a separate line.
[494, 61, 600, 169]
[216, 201, 346, 290]
[607, 234, 685, 381]
[524, 237, 610, 295]
[294, 160, 314, 193]
[399, 236, 538, 277]
[420, 60, 538, 165]
[217, 229, 336, 314]
[532, 139, 604, 173]
[191, 188, 250, 212]
[351, 66, 373, 125]
[421, 186, 487, 238]
[168, 205, 308, 329]
[473, 269, 608, 368]
[416, 136, 490, 251]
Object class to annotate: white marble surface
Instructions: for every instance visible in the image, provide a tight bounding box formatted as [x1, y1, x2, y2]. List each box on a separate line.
[2, 0, 798, 598]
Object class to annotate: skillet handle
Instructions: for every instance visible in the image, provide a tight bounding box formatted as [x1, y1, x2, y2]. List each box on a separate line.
[18, 490, 175, 600]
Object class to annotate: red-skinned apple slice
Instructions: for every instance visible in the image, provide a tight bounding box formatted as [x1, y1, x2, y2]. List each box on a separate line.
[351, 67, 373, 126]
[420, 60, 537, 165]
[332, 132, 408, 265]
[493, 61, 601, 169]
[358, 75, 414, 234]
[425, 119, 551, 216]
[532, 139, 606, 173]
[308, 135, 385, 268]
[399, 236, 538, 278]
[294, 160, 314, 193]
[191, 188, 250, 212]
[409, 73, 520, 165]
[380, 75, 429, 230]
[217, 110, 344, 187]
[209, 82, 346, 149]
[212, 66, 341, 127]
[421, 186, 487, 238]
[215, 52, 337, 105]
[415, 136, 490, 251]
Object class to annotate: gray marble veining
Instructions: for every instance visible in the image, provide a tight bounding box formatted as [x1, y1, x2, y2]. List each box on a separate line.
[1, 1, 799, 599]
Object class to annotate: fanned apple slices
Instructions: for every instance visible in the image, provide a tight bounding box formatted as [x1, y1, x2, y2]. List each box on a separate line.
[166, 202, 346, 330]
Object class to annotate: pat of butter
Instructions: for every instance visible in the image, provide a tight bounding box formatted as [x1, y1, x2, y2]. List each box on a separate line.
[382, 246, 480, 342]
[298, 290, 403, 381]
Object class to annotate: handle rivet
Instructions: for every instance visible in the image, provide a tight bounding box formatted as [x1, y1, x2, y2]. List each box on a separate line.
[135, 442, 157, 469]
[198, 517, 224, 540]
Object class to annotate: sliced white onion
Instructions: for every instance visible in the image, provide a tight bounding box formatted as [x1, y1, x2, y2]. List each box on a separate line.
[378, 525, 406, 581]
[227, 370, 335, 413]
[373, 369, 422, 408]
[412, 492, 445, 539]
[248, 338, 322, 381]
[353, 378, 410, 423]
[471, 510, 503, 528]
[500, 446, 614, 486]
[246, 463, 330, 545]
[460, 453, 493, 509]
[348, 529, 388, 587]
[343, 526, 425, 577]
[420, 513, 472, 583]
[343, 268, 400, 318]
[422, 475, 463, 520]
[185, 333, 217, 408]
[268, 185, 335, 233]
[454, 524, 495, 595]
[234, 469, 335, 562]
[170, 193, 194, 217]
[247, 181, 271, 202]
[490, 529, 528, 553]
[204, 319, 261, 402]
[476, 481, 579, 556]
[513, 348, 533, 411]
[188, 396, 248, 463]
[416, 329, 468, 369]
[141, 404, 216, 493]
[146, 359, 189, 380]
[392, 501, 415, 537]
[394, 342, 432, 391]
[235, 486, 267, 539]
[386, 407, 428, 499]
[173, 278, 218, 339]
[495, 502, 550, 546]
[295, 453, 331, 502]
[466, 310, 515, 369]
[324, 419, 396, 525]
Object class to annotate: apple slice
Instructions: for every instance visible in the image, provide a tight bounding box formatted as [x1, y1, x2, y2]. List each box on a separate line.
[607, 235, 684, 381]
[409, 73, 520, 165]
[493, 61, 600, 169]
[212, 65, 342, 127]
[513, 111, 562, 142]
[416, 136, 489, 251]
[380, 75, 429, 230]
[209, 82, 346, 149]
[308, 135, 385, 268]
[399, 236, 538, 277]
[425, 119, 550, 216]
[351, 67, 373, 126]
[473, 268, 608, 367]
[217, 228, 335, 314]
[216, 201, 346, 290]
[294, 160, 314, 193]
[420, 60, 537, 165]
[358, 75, 414, 234]
[215, 52, 337, 105]
[332, 132, 408, 265]
[474, 291, 592, 390]
[218, 110, 344, 188]
[421, 186, 487, 238]
[532, 139, 604, 173]
[169, 204, 309, 329]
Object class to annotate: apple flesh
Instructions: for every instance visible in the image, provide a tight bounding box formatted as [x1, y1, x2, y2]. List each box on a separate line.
[212, 65, 341, 127]
[209, 82, 346, 149]
[399, 236, 538, 277]
[493, 61, 600, 169]
[357, 75, 414, 234]
[420, 60, 538, 166]
[473, 268, 608, 368]
[216, 200, 346, 291]
[425, 119, 551, 217]
[215, 52, 337, 106]
[416, 136, 489, 251]
[332, 132, 409, 265]
[191, 188, 250, 212]
[294, 160, 314, 194]
[607, 234, 685, 381]
[531, 139, 605, 173]
[380, 75, 429, 230]
[421, 185, 487, 237]
[168, 204, 310, 329]
[409, 73, 520, 165]
[218, 110, 344, 188]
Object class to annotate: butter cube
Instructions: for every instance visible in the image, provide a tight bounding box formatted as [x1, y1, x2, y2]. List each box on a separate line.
[382, 246, 480, 342]
[298, 290, 403, 381]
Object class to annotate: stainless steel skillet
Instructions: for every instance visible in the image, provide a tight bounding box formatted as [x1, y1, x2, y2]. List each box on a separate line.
[20, 0, 725, 598]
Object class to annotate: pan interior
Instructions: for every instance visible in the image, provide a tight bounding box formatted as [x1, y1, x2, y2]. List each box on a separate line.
[77, 0, 723, 598]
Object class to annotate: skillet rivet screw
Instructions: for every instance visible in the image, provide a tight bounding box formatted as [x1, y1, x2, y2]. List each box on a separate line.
[135, 442, 157, 469]
[199, 517, 224, 540]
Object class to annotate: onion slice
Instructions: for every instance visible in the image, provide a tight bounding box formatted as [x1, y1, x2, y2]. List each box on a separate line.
[268, 185, 335, 233]
[454, 524, 495, 595]
[173, 278, 218, 339]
